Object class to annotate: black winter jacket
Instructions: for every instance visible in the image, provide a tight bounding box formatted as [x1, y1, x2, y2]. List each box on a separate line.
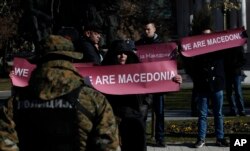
[190, 51, 225, 93]
[224, 47, 246, 76]
[135, 33, 162, 45]
[77, 37, 103, 65]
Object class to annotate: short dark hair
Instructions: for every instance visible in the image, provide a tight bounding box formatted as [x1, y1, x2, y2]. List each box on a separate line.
[142, 19, 156, 27]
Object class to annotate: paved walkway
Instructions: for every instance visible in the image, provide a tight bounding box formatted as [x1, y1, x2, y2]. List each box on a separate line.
[147, 143, 229, 151]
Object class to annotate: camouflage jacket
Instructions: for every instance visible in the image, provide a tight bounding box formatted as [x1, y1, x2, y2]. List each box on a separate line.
[0, 59, 120, 151]
[0, 97, 19, 151]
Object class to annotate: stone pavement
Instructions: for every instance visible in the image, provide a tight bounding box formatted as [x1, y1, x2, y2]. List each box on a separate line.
[147, 143, 229, 151]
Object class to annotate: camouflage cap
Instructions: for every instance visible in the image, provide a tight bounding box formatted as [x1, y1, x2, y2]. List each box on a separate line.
[42, 35, 83, 59]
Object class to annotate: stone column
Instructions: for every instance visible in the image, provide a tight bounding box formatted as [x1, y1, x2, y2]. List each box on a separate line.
[212, 0, 224, 31]
[228, 9, 238, 29]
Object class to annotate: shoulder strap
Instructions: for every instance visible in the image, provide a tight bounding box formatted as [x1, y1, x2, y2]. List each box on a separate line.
[64, 86, 95, 122]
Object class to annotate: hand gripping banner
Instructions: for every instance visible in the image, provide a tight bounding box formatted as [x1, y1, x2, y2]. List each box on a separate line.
[179, 27, 248, 57]
[12, 58, 180, 95]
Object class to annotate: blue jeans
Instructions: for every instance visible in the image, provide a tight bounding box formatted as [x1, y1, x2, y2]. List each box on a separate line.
[197, 90, 224, 140]
[153, 93, 165, 142]
[226, 75, 245, 114]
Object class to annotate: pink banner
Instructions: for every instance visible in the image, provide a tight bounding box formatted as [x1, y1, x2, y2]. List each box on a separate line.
[76, 61, 179, 95]
[12, 58, 180, 95]
[12, 58, 37, 87]
[179, 27, 247, 57]
[136, 42, 177, 62]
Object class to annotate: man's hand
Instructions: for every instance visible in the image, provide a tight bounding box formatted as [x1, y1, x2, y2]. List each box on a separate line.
[172, 74, 182, 84]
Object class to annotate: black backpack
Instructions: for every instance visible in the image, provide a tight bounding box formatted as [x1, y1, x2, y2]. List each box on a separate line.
[13, 86, 94, 151]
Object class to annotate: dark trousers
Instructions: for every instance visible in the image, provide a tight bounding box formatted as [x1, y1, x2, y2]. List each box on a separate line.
[226, 74, 246, 114]
[153, 93, 165, 142]
[119, 113, 146, 151]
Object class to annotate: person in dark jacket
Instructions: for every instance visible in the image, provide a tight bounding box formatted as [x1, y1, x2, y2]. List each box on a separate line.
[190, 29, 229, 148]
[102, 39, 182, 151]
[102, 40, 146, 151]
[224, 46, 247, 116]
[136, 21, 166, 147]
[135, 22, 161, 45]
[77, 22, 104, 65]
[183, 29, 214, 117]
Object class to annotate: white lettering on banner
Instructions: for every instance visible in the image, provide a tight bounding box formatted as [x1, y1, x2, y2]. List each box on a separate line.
[182, 43, 192, 50]
[182, 33, 242, 51]
[193, 40, 206, 48]
[207, 33, 241, 45]
[14, 67, 29, 77]
[95, 75, 115, 85]
[118, 71, 176, 84]
[144, 53, 171, 59]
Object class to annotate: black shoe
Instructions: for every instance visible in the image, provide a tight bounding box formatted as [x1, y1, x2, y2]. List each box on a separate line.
[155, 141, 166, 147]
[216, 138, 229, 147]
[239, 112, 247, 116]
[194, 140, 205, 148]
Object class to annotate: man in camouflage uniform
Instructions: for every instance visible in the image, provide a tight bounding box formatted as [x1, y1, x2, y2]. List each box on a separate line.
[0, 35, 120, 151]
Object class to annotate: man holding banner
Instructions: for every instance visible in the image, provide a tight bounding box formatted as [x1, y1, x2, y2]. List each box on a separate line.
[136, 21, 166, 147]
[191, 45, 228, 148]
[179, 27, 248, 148]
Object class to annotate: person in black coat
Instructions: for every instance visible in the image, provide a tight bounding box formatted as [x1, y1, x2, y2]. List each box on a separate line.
[102, 40, 146, 151]
[76, 22, 104, 65]
[135, 21, 165, 147]
[135, 22, 162, 45]
[224, 46, 247, 116]
[190, 29, 229, 148]
[103, 40, 182, 151]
